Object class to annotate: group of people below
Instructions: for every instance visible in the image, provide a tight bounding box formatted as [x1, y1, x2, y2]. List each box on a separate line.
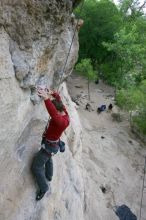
[85, 103, 113, 113]
[97, 103, 113, 113]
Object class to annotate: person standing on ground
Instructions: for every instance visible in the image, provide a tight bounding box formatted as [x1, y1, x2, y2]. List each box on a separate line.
[31, 88, 70, 201]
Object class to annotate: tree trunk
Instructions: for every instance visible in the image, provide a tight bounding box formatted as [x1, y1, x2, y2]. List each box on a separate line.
[129, 111, 132, 126]
[87, 77, 90, 101]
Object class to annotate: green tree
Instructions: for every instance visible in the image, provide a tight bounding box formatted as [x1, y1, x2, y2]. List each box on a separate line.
[75, 0, 122, 68]
[75, 58, 96, 100]
[116, 80, 146, 134]
[102, 23, 146, 88]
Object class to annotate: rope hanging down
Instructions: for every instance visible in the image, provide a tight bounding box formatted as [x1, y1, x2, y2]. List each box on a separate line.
[57, 0, 85, 91]
[139, 156, 146, 220]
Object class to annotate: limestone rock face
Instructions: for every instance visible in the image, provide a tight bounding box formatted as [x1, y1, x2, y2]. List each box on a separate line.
[0, 1, 84, 220]
[0, 0, 79, 93]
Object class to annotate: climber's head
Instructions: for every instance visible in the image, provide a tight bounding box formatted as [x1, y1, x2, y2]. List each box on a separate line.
[52, 99, 64, 112]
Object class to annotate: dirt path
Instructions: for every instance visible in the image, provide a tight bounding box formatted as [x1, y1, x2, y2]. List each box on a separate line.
[67, 74, 146, 220]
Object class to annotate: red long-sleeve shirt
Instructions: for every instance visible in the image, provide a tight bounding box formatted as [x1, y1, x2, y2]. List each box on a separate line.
[43, 92, 70, 141]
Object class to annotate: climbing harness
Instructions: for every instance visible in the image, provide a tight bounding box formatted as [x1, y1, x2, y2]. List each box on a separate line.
[57, 0, 85, 91]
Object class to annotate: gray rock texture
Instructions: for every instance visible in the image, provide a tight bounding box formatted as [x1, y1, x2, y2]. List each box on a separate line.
[0, 1, 83, 220]
[0, 0, 79, 91]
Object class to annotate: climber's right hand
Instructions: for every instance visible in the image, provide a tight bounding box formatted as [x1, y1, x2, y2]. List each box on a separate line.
[37, 88, 50, 100]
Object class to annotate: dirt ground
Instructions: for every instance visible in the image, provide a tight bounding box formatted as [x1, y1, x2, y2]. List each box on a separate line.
[67, 73, 146, 220]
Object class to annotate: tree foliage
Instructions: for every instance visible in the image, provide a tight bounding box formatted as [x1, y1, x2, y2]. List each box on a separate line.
[75, 0, 122, 67]
[116, 80, 146, 134]
[102, 24, 146, 87]
[75, 0, 146, 134]
[75, 58, 96, 80]
[75, 58, 96, 100]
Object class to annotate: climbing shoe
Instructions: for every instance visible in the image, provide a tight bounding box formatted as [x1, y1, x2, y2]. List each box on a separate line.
[36, 190, 46, 201]
[46, 176, 52, 181]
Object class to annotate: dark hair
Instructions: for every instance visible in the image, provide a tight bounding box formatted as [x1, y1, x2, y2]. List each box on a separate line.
[52, 99, 64, 112]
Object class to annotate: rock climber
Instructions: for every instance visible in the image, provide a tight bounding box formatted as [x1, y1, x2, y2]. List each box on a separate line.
[31, 87, 70, 201]
[108, 103, 113, 111]
[97, 105, 106, 113]
[85, 103, 91, 112]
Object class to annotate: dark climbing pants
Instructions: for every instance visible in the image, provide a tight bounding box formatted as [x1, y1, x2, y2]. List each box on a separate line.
[31, 148, 56, 193]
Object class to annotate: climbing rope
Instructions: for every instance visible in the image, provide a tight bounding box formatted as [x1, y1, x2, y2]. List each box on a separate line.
[57, 0, 85, 91]
[44, 1, 85, 121]
[139, 156, 146, 220]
